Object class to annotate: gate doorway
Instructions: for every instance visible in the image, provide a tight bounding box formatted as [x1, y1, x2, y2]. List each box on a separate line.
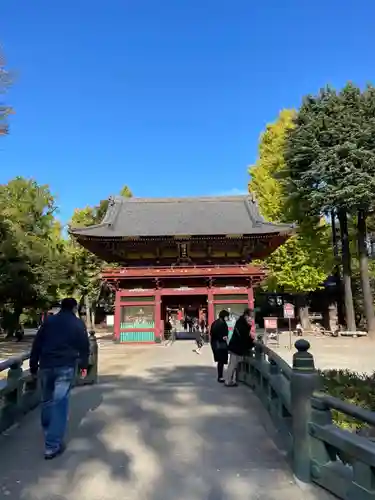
[162, 294, 208, 341]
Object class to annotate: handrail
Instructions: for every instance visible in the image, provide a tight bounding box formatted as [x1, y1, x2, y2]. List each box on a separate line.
[258, 342, 293, 380]
[104, 263, 257, 270]
[314, 393, 375, 428]
[238, 338, 375, 499]
[0, 352, 30, 373]
[0, 331, 98, 434]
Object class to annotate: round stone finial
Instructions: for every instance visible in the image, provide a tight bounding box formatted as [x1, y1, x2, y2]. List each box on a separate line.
[295, 339, 310, 352]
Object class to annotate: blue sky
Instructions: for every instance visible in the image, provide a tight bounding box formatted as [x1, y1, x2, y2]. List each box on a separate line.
[1, 1, 375, 224]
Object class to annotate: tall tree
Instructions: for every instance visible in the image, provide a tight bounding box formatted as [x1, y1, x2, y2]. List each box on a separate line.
[67, 185, 133, 328]
[0, 177, 66, 334]
[249, 110, 295, 222]
[0, 49, 13, 136]
[249, 110, 333, 328]
[285, 83, 375, 336]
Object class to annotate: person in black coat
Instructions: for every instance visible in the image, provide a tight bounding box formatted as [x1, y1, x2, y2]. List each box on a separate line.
[210, 309, 230, 383]
[226, 308, 254, 387]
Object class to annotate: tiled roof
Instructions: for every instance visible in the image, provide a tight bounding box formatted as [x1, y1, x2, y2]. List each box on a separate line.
[70, 195, 294, 238]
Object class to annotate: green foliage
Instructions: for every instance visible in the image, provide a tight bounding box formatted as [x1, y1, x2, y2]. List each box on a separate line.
[265, 232, 331, 293]
[249, 109, 295, 222]
[284, 83, 375, 334]
[249, 110, 332, 293]
[321, 369, 375, 431]
[285, 83, 375, 215]
[120, 185, 132, 198]
[0, 176, 132, 332]
[67, 206, 104, 305]
[0, 177, 67, 332]
[66, 184, 133, 316]
[0, 49, 13, 136]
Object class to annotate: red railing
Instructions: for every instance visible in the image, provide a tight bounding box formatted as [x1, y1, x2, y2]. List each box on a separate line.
[102, 264, 265, 279]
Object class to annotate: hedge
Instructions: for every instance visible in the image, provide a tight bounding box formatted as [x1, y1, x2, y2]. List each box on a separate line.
[321, 369, 375, 432]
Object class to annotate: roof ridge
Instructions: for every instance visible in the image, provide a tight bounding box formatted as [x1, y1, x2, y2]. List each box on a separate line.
[111, 195, 252, 203]
[101, 196, 122, 227]
[243, 195, 265, 225]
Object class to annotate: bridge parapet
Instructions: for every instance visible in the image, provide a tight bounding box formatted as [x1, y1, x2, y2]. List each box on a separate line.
[0, 330, 98, 434]
[238, 337, 375, 500]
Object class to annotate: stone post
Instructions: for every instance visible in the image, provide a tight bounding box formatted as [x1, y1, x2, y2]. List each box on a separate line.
[87, 330, 98, 384]
[7, 360, 23, 406]
[255, 334, 264, 361]
[290, 339, 320, 483]
[1, 360, 24, 429]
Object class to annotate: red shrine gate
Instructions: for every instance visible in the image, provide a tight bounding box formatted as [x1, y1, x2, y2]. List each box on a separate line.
[71, 194, 293, 343]
[102, 265, 264, 343]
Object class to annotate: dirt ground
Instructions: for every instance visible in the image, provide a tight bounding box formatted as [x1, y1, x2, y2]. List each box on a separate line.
[272, 330, 375, 374]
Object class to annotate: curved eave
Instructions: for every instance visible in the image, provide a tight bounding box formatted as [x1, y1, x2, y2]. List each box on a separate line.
[70, 230, 294, 243]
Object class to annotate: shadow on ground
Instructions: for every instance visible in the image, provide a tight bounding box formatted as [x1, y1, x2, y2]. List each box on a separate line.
[0, 358, 326, 500]
[0, 337, 33, 359]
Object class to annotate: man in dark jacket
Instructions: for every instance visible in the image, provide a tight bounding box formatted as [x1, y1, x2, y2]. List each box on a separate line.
[225, 308, 254, 387]
[210, 309, 230, 382]
[30, 297, 90, 459]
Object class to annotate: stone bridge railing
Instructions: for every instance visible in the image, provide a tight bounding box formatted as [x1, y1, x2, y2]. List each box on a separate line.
[0, 331, 98, 433]
[238, 338, 375, 500]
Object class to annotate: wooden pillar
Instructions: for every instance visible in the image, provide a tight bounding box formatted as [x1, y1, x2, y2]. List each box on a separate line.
[207, 287, 214, 328]
[248, 280, 255, 335]
[114, 289, 121, 341]
[154, 289, 161, 341]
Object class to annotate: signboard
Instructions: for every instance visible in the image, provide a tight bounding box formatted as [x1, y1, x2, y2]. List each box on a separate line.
[283, 303, 295, 319]
[264, 317, 278, 329]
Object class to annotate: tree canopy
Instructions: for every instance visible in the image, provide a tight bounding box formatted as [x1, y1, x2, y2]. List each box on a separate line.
[284, 83, 375, 334]
[0, 178, 133, 334]
[0, 49, 13, 136]
[249, 109, 295, 222]
[285, 84, 375, 215]
[249, 110, 333, 326]
[0, 178, 66, 332]
[66, 185, 133, 327]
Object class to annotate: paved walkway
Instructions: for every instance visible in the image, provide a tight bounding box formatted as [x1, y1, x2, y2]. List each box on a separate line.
[0, 341, 330, 500]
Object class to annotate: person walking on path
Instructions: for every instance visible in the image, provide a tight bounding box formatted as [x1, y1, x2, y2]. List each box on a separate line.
[209, 309, 230, 383]
[29, 297, 90, 460]
[193, 320, 204, 354]
[225, 308, 254, 387]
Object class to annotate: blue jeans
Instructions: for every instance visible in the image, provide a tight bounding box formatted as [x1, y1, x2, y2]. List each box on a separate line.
[40, 366, 75, 454]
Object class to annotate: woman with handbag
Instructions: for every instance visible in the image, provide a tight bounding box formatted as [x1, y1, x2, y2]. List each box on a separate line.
[209, 309, 230, 383]
[225, 308, 254, 387]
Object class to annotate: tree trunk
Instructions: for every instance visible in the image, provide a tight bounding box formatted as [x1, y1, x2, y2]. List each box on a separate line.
[338, 209, 356, 331]
[91, 308, 95, 331]
[357, 209, 375, 337]
[296, 295, 311, 330]
[322, 300, 338, 332]
[331, 210, 339, 261]
[84, 295, 93, 330]
[328, 303, 339, 332]
[330, 210, 343, 330]
[5, 305, 23, 338]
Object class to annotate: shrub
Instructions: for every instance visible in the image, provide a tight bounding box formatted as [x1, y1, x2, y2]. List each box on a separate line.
[320, 369, 375, 431]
